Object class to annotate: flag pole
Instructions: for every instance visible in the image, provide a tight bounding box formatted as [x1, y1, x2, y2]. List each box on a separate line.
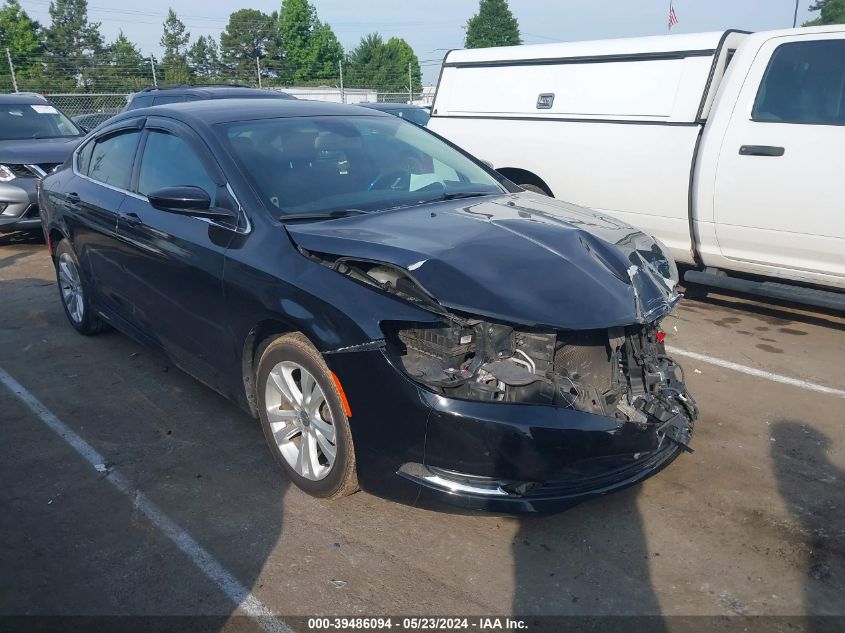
[668, 1, 673, 33]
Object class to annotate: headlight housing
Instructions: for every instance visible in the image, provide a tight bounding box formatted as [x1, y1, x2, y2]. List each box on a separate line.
[0, 165, 17, 183]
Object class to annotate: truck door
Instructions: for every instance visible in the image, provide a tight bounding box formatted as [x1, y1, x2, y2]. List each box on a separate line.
[712, 33, 845, 283]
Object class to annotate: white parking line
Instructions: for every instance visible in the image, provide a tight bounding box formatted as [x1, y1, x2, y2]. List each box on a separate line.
[667, 347, 845, 399]
[0, 366, 291, 633]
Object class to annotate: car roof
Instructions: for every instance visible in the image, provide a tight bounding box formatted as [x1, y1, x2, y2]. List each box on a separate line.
[359, 102, 423, 110]
[131, 86, 295, 100]
[0, 93, 50, 105]
[113, 98, 394, 126]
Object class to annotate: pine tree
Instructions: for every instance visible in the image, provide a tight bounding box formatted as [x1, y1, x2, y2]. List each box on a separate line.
[465, 0, 521, 49]
[43, 0, 104, 90]
[189, 35, 220, 80]
[160, 8, 190, 84]
[220, 9, 275, 83]
[100, 31, 148, 92]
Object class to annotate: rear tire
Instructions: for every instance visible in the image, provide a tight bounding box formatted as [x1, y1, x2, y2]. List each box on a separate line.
[256, 333, 358, 499]
[54, 239, 109, 335]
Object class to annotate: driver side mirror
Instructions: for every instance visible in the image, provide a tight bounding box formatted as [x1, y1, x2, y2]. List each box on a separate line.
[147, 186, 237, 222]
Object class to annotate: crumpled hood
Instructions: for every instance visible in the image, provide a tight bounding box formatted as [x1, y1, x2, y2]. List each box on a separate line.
[286, 193, 680, 330]
[0, 137, 81, 165]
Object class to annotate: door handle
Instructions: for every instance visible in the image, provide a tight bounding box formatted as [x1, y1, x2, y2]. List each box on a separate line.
[121, 211, 143, 227]
[66, 192, 80, 204]
[739, 145, 785, 157]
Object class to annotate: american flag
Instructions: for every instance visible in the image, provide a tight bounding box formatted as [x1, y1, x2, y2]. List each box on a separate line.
[668, 3, 679, 29]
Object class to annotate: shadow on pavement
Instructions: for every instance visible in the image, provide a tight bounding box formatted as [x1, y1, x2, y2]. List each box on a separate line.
[0, 261, 288, 632]
[771, 420, 845, 629]
[512, 487, 666, 632]
[679, 286, 845, 333]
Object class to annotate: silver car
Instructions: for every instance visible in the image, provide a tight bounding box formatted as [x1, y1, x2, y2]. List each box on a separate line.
[0, 93, 83, 233]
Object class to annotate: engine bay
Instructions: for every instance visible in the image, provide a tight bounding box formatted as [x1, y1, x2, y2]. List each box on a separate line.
[385, 318, 697, 449]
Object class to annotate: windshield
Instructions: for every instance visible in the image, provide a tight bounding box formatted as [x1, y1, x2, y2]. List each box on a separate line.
[390, 107, 430, 126]
[219, 115, 505, 217]
[0, 103, 82, 140]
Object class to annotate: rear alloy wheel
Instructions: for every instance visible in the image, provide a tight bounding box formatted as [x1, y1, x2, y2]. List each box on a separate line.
[54, 239, 108, 335]
[256, 333, 358, 498]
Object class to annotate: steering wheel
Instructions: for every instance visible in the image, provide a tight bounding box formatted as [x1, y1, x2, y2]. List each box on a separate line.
[367, 169, 411, 192]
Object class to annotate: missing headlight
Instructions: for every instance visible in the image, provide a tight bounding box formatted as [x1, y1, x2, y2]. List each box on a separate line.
[299, 247, 446, 314]
[384, 318, 697, 447]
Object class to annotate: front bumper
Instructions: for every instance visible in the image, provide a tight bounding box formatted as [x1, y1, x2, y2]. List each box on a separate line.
[326, 347, 692, 514]
[0, 180, 41, 230]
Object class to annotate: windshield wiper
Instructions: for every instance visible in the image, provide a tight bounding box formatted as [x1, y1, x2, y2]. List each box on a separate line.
[278, 209, 366, 222]
[421, 192, 495, 204]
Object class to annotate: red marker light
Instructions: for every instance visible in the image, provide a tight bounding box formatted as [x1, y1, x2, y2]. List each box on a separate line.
[656, 330, 666, 343]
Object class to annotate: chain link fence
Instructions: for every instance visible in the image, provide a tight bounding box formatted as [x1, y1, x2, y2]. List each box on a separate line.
[43, 89, 429, 123]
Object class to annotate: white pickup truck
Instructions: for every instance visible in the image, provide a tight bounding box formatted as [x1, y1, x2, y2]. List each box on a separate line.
[428, 26, 845, 310]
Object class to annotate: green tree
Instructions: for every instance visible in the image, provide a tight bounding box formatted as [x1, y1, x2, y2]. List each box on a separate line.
[43, 0, 104, 90]
[0, 0, 42, 91]
[220, 9, 275, 83]
[464, 0, 521, 49]
[308, 19, 343, 81]
[385, 37, 422, 92]
[346, 33, 422, 93]
[160, 8, 190, 84]
[189, 35, 220, 80]
[100, 31, 148, 92]
[277, 0, 342, 83]
[803, 0, 845, 25]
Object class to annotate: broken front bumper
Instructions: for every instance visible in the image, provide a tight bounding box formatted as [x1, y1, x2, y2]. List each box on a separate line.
[326, 347, 692, 514]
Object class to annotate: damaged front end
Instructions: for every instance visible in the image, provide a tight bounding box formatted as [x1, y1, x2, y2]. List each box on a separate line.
[384, 318, 696, 452]
[303, 248, 697, 453]
[294, 203, 699, 510]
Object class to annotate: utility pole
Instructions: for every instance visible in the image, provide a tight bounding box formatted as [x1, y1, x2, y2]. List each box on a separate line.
[408, 61, 412, 104]
[338, 59, 345, 104]
[793, 0, 800, 27]
[256, 56, 262, 88]
[150, 55, 158, 87]
[6, 48, 18, 93]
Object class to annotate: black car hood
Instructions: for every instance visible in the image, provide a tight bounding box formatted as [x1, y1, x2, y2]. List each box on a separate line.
[0, 137, 81, 164]
[286, 193, 680, 330]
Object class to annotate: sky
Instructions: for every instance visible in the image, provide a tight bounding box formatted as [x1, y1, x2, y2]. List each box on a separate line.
[17, 0, 818, 85]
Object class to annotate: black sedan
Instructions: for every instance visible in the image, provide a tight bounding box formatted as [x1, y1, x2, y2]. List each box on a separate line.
[39, 99, 697, 513]
[358, 102, 430, 126]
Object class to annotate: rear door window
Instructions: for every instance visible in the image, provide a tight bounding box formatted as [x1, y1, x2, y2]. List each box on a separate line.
[86, 130, 141, 190]
[753, 39, 845, 125]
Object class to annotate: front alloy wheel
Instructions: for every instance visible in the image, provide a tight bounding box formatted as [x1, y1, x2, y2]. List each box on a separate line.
[256, 333, 358, 498]
[265, 361, 337, 481]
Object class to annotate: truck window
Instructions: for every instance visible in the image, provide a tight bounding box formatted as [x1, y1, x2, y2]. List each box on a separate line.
[752, 40, 845, 125]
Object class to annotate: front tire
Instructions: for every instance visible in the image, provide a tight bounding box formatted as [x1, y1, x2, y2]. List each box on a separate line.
[256, 333, 358, 499]
[54, 239, 108, 335]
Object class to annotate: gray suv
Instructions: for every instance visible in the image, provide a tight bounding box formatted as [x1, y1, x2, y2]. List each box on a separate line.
[0, 93, 84, 233]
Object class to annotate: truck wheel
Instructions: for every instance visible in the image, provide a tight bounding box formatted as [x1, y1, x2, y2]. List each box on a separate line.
[256, 333, 359, 499]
